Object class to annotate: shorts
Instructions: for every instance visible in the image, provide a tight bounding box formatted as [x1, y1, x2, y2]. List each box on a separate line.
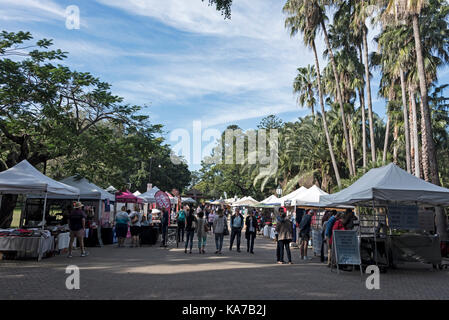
[300, 233, 310, 241]
[116, 223, 128, 238]
[130, 226, 141, 236]
[70, 229, 84, 238]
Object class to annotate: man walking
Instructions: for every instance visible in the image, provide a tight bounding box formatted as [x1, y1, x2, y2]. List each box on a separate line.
[229, 209, 244, 252]
[299, 210, 313, 260]
[275, 209, 293, 264]
[160, 208, 169, 247]
[245, 210, 258, 254]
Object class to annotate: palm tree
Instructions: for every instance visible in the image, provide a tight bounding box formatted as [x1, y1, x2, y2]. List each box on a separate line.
[283, 0, 342, 187]
[293, 65, 317, 119]
[320, 0, 355, 176]
[384, 0, 439, 185]
[352, 0, 377, 165]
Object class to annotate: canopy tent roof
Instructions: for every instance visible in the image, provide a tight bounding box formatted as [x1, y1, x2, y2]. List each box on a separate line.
[59, 176, 115, 201]
[28, 176, 115, 200]
[133, 191, 141, 196]
[295, 185, 328, 205]
[260, 194, 281, 205]
[105, 185, 117, 193]
[138, 186, 160, 203]
[232, 196, 260, 207]
[181, 197, 196, 204]
[115, 190, 143, 203]
[279, 186, 308, 206]
[0, 160, 79, 196]
[321, 163, 449, 207]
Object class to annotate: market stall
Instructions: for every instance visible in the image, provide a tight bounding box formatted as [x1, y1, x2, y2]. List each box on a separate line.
[0, 160, 80, 260]
[322, 163, 449, 270]
[25, 175, 115, 247]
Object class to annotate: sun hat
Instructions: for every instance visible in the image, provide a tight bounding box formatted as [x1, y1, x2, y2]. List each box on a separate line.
[73, 201, 83, 209]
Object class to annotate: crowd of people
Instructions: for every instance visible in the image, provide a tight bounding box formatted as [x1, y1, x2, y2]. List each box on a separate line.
[65, 199, 357, 267]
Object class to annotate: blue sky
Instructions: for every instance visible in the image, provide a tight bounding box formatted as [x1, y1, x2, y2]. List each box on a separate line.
[2, 0, 448, 171]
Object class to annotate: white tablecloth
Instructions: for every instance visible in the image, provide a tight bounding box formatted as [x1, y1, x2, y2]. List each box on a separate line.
[0, 236, 54, 260]
[270, 227, 276, 239]
[263, 226, 270, 237]
[57, 232, 70, 250]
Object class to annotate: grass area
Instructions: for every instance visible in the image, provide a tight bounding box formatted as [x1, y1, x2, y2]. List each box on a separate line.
[11, 209, 21, 228]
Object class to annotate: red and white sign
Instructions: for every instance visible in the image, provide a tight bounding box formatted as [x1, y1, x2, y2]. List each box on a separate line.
[155, 190, 171, 210]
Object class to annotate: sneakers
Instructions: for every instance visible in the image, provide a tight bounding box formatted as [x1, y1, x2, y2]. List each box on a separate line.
[67, 254, 73, 258]
[303, 256, 312, 260]
[81, 251, 89, 257]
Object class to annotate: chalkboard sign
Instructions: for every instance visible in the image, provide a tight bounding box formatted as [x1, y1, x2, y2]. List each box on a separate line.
[333, 230, 361, 265]
[387, 205, 419, 230]
[312, 229, 322, 256]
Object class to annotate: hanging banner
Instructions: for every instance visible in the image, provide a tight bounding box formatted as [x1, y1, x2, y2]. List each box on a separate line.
[387, 205, 419, 230]
[333, 230, 361, 265]
[155, 191, 171, 210]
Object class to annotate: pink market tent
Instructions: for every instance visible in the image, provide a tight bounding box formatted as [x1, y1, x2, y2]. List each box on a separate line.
[115, 190, 143, 203]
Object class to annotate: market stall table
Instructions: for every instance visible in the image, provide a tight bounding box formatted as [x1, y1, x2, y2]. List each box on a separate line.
[0, 234, 54, 261]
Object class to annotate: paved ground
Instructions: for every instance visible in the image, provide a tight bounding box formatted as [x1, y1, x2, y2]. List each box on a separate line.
[1, 233, 449, 300]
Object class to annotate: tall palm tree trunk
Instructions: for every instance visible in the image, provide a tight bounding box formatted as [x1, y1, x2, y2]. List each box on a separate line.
[312, 41, 341, 188]
[419, 98, 430, 182]
[393, 121, 399, 164]
[400, 69, 411, 173]
[321, 21, 354, 176]
[409, 98, 415, 175]
[409, 85, 420, 178]
[362, 27, 376, 164]
[359, 88, 367, 168]
[383, 114, 390, 165]
[348, 115, 356, 173]
[412, 14, 439, 185]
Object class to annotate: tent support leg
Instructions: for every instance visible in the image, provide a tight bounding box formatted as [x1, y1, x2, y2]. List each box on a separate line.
[41, 193, 48, 230]
[98, 199, 103, 247]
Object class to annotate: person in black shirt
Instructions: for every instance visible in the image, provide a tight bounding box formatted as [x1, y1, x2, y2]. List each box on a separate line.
[68, 202, 88, 258]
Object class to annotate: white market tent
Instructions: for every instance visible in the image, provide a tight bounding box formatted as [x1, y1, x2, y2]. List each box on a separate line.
[232, 196, 260, 207]
[28, 176, 115, 201]
[0, 160, 79, 196]
[138, 186, 160, 203]
[0, 160, 80, 228]
[181, 197, 196, 204]
[105, 185, 117, 193]
[321, 163, 449, 207]
[279, 186, 308, 206]
[295, 185, 328, 205]
[261, 194, 281, 205]
[133, 191, 141, 197]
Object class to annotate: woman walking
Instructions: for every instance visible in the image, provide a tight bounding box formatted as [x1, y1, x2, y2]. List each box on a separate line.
[197, 211, 208, 254]
[185, 207, 197, 254]
[213, 208, 227, 254]
[129, 204, 142, 248]
[275, 210, 293, 264]
[115, 206, 130, 248]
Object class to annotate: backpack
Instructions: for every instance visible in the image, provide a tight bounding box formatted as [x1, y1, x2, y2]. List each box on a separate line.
[178, 211, 185, 222]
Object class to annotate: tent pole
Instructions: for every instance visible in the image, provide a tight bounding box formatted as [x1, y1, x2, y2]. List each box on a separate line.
[372, 199, 378, 266]
[41, 192, 48, 230]
[98, 199, 103, 246]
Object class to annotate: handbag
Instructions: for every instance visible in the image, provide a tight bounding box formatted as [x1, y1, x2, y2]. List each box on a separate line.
[204, 220, 210, 233]
[223, 218, 229, 236]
